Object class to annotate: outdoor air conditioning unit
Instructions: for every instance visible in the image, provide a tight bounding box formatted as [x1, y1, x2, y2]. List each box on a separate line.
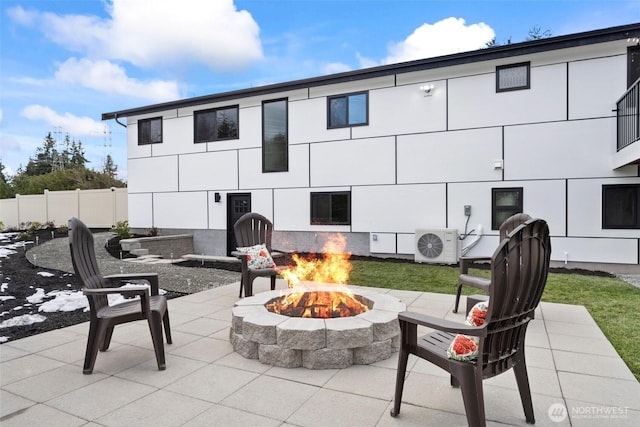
[415, 229, 460, 264]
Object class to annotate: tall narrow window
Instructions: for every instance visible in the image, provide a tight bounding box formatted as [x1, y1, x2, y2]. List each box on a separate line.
[603, 184, 640, 229]
[194, 106, 239, 143]
[492, 187, 523, 229]
[496, 62, 530, 92]
[262, 99, 288, 172]
[327, 92, 368, 128]
[310, 192, 351, 225]
[138, 117, 162, 145]
[628, 46, 640, 88]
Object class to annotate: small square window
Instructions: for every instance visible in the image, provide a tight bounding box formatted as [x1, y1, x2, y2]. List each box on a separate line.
[496, 62, 530, 92]
[138, 117, 162, 145]
[327, 92, 368, 128]
[602, 184, 640, 229]
[492, 187, 523, 230]
[310, 192, 351, 225]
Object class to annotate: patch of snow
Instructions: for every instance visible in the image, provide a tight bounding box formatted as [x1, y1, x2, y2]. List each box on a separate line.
[0, 336, 9, 343]
[0, 313, 47, 328]
[26, 288, 46, 304]
[39, 290, 89, 313]
[1, 283, 8, 292]
[0, 295, 16, 301]
[0, 240, 32, 258]
[37, 272, 55, 277]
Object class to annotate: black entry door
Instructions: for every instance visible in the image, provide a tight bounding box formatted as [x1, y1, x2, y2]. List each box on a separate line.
[226, 193, 251, 255]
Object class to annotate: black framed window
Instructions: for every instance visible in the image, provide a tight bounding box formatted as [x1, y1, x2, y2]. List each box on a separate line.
[628, 46, 640, 88]
[262, 99, 288, 172]
[603, 184, 640, 229]
[327, 92, 368, 128]
[496, 62, 530, 92]
[311, 192, 351, 225]
[492, 187, 523, 230]
[194, 106, 239, 143]
[138, 117, 162, 145]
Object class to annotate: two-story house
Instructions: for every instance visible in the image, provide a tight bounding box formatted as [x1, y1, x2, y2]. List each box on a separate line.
[103, 23, 640, 271]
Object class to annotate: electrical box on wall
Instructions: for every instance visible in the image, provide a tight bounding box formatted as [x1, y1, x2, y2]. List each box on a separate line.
[464, 205, 471, 216]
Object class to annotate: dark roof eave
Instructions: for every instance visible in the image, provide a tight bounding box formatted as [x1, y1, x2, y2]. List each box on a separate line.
[102, 22, 640, 121]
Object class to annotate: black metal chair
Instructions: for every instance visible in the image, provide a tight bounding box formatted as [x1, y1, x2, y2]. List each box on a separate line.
[454, 213, 531, 312]
[68, 217, 172, 374]
[231, 212, 284, 297]
[391, 218, 551, 427]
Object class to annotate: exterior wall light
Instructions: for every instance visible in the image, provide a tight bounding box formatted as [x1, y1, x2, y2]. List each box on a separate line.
[214, 192, 221, 203]
[420, 84, 434, 96]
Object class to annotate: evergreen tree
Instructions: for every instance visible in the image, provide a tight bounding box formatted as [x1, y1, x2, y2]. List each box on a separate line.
[526, 26, 552, 41]
[70, 139, 88, 168]
[102, 154, 118, 179]
[3, 131, 125, 197]
[25, 132, 57, 176]
[0, 161, 12, 198]
[0, 160, 7, 184]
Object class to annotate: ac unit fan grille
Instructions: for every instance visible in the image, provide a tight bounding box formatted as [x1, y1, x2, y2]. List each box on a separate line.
[417, 233, 443, 259]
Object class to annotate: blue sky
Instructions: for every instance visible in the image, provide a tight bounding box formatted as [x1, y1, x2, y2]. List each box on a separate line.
[1, 0, 639, 181]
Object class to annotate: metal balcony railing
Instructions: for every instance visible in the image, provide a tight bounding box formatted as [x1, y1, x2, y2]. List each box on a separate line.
[617, 78, 640, 151]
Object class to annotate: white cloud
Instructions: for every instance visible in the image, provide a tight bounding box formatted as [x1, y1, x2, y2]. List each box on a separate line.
[383, 17, 495, 65]
[21, 105, 105, 137]
[55, 58, 179, 102]
[9, 0, 263, 71]
[321, 62, 352, 75]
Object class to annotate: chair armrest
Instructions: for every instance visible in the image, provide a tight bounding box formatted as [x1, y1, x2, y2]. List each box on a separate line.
[104, 273, 159, 295]
[271, 251, 284, 259]
[230, 251, 247, 258]
[459, 256, 491, 274]
[398, 311, 487, 337]
[230, 251, 249, 268]
[83, 287, 150, 315]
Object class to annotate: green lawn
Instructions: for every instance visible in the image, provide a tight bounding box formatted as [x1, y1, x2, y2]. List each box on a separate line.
[348, 260, 640, 381]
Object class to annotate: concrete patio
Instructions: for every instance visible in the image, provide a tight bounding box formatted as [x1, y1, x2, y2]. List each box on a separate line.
[1, 278, 639, 426]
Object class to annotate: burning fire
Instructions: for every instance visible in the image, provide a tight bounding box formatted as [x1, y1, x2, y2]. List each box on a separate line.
[268, 234, 368, 319]
[277, 233, 353, 287]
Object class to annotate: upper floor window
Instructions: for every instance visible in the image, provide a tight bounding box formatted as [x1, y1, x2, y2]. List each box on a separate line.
[327, 92, 368, 128]
[496, 62, 530, 92]
[263, 99, 288, 172]
[138, 117, 162, 145]
[194, 106, 239, 143]
[628, 46, 640, 88]
[311, 191, 351, 225]
[603, 184, 640, 229]
[492, 187, 523, 229]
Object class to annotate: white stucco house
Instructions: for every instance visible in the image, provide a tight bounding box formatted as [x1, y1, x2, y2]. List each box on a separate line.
[103, 23, 640, 272]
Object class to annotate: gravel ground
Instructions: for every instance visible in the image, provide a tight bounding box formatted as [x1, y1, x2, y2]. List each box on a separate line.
[28, 232, 241, 294]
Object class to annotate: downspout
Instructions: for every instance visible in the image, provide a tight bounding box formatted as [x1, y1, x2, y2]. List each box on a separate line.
[114, 114, 127, 128]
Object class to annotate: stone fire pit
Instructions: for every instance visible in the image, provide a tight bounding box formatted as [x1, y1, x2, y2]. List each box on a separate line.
[230, 284, 406, 369]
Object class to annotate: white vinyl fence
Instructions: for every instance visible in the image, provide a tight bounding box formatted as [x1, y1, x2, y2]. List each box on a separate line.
[0, 188, 127, 229]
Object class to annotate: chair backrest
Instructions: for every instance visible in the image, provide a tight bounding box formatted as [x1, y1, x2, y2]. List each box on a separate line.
[68, 217, 108, 311]
[233, 212, 275, 251]
[482, 218, 551, 376]
[499, 212, 532, 240]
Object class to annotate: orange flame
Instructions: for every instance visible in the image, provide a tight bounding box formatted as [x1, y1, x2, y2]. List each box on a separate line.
[270, 234, 365, 318]
[277, 233, 352, 287]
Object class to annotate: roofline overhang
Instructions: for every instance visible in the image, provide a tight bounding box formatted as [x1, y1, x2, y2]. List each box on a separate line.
[102, 22, 640, 121]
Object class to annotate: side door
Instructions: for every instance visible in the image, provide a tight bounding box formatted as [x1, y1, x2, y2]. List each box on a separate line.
[226, 193, 251, 255]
